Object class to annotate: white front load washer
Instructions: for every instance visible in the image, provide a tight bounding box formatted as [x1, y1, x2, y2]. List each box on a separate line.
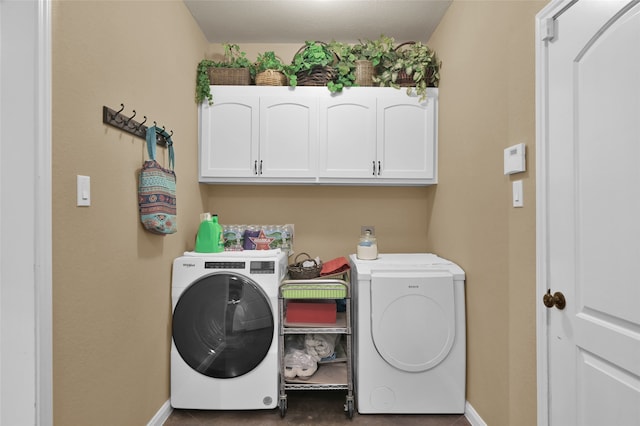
[171, 249, 287, 410]
[350, 253, 466, 414]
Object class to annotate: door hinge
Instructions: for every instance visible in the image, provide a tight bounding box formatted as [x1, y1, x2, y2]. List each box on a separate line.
[541, 17, 556, 42]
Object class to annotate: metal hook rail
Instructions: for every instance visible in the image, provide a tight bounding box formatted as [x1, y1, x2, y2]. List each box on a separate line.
[102, 104, 173, 147]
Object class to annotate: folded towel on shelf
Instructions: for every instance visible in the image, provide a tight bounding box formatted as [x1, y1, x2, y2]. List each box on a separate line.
[305, 333, 339, 362]
[320, 257, 350, 276]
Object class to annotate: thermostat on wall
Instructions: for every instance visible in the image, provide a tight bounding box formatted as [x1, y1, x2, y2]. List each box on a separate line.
[504, 143, 526, 175]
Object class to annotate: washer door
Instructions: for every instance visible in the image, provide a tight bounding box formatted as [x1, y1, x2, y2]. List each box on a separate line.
[370, 270, 455, 372]
[173, 272, 274, 378]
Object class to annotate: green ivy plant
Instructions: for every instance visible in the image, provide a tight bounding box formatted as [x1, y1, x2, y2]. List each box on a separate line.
[254, 51, 286, 73]
[373, 41, 441, 102]
[351, 35, 395, 70]
[195, 43, 254, 105]
[326, 41, 357, 92]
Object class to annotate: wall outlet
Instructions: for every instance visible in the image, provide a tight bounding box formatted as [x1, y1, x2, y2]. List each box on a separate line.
[361, 225, 375, 236]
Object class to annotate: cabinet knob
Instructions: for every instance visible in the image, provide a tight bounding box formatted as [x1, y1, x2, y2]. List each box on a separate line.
[372, 161, 376, 176]
[259, 160, 263, 175]
[378, 161, 381, 176]
[253, 160, 258, 175]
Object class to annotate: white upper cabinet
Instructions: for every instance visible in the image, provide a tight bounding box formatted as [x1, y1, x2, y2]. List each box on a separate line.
[199, 86, 438, 185]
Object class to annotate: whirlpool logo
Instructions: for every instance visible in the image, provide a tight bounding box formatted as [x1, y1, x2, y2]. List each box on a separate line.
[408, 284, 420, 289]
[182, 263, 196, 268]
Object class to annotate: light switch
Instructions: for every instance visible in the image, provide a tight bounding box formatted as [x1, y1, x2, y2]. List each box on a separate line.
[513, 180, 523, 207]
[77, 175, 91, 207]
[504, 143, 526, 175]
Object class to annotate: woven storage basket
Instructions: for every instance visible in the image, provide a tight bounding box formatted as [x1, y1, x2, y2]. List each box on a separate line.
[256, 69, 287, 86]
[355, 60, 375, 87]
[288, 252, 323, 280]
[208, 67, 251, 85]
[294, 42, 338, 86]
[395, 41, 417, 87]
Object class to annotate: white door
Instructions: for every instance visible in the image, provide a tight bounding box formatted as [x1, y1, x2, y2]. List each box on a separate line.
[537, 1, 640, 425]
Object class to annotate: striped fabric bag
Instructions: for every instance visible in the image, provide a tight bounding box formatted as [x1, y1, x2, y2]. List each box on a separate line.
[138, 126, 176, 234]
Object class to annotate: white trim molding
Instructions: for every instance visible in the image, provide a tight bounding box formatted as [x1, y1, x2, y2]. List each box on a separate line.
[465, 401, 488, 426]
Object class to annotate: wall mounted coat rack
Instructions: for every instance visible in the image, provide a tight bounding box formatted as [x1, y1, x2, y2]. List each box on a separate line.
[102, 104, 173, 147]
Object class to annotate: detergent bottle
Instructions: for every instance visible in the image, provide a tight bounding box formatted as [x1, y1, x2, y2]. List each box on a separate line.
[195, 213, 216, 253]
[211, 214, 225, 253]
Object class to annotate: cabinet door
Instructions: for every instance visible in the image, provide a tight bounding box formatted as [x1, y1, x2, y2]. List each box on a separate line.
[319, 95, 377, 178]
[377, 95, 437, 181]
[199, 92, 259, 179]
[259, 96, 318, 179]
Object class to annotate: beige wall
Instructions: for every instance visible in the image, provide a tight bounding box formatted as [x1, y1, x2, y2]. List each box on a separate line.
[52, 1, 207, 424]
[52, 0, 543, 424]
[427, 1, 545, 425]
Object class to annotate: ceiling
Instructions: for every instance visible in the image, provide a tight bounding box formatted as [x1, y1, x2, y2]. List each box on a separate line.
[183, 0, 452, 44]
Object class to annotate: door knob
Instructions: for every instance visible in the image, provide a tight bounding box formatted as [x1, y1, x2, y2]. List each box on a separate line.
[543, 289, 566, 310]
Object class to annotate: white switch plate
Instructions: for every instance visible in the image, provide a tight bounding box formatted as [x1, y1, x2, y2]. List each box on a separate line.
[77, 175, 91, 206]
[504, 143, 526, 175]
[513, 180, 523, 207]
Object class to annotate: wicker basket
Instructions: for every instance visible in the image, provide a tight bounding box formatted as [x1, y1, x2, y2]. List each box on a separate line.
[208, 67, 251, 85]
[288, 252, 323, 280]
[394, 42, 416, 87]
[355, 60, 375, 87]
[294, 42, 338, 87]
[256, 69, 287, 86]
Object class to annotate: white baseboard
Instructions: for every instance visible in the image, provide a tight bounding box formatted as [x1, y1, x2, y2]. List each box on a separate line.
[147, 399, 173, 426]
[465, 400, 488, 426]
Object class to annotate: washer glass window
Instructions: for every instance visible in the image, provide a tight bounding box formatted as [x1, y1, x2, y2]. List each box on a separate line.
[173, 272, 274, 378]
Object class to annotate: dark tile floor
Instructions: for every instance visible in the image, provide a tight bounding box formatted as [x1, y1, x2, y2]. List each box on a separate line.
[164, 391, 471, 426]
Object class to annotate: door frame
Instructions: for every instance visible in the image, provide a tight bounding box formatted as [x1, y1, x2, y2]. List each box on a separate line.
[0, 0, 53, 424]
[535, 1, 575, 425]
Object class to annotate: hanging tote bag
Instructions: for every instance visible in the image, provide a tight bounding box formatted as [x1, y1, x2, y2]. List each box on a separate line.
[138, 126, 177, 234]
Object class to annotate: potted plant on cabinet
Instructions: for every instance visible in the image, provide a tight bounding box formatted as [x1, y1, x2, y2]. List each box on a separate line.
[288, 41, 338, 90]
[373, 41, 441, 101]
[253, 51, 288, 86]
[349, 35, 395, 86]
[195, 43, 253, 104]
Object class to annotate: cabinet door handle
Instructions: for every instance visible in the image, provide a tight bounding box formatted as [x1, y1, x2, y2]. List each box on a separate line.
[254, 160, 258, 175]
[378, 161, 381, 175]
[372, 161, 376, 176]
[259, 160, 263, 175]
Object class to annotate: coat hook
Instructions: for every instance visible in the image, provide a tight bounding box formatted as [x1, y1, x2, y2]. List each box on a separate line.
[125, 110, 136, 126]
[135, 116, 147, 131]
[169, 130, 173, 137]
[113, 103, 125, 122]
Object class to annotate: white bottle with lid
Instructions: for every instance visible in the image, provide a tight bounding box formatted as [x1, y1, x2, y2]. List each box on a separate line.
[357, 230, 378, 260]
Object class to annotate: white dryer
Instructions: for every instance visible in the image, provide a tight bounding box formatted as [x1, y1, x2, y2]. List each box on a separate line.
[171, 249, 287, 410]
[350, 253, 466, 414]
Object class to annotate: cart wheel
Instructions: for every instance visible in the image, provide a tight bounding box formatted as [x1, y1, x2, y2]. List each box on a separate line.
[279, 397, 287, 417]
[345, 399, 354, 419]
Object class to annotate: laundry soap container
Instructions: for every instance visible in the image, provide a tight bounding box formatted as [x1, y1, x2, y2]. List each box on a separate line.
[357, 230, 377, 260]
[195, 213, 224, 253]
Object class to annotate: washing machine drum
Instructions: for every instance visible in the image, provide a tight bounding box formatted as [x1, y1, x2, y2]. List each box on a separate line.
[371, 271, 456, 372]
[173, 272, 274, 379]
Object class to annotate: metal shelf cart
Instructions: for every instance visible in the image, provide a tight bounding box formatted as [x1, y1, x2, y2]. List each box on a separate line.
[278, 276, 354, 419]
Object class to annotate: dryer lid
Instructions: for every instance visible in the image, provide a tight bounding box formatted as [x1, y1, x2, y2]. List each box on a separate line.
[350, 253, 465, 281]
[370, 270, 456, 372]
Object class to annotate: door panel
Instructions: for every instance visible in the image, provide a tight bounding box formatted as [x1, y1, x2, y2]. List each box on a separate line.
[540, 1, 640, 424]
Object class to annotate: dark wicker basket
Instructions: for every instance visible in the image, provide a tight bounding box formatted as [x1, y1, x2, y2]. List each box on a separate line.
[293, 42, 338, 86]
[288, 252, 323, 280]
[395, 42, 416, 87]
